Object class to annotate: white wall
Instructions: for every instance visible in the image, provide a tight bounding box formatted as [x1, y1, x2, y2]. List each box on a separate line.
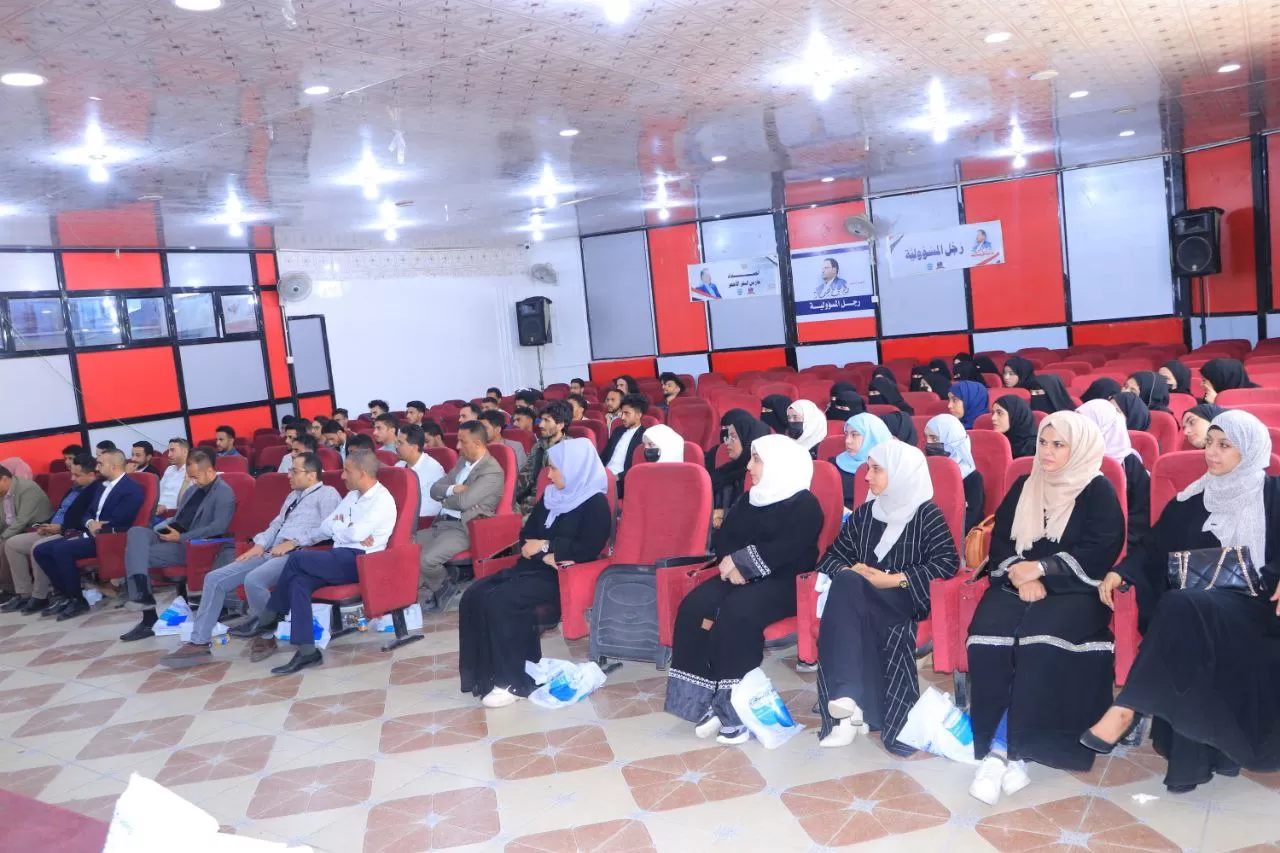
[277, 240, 590, 410]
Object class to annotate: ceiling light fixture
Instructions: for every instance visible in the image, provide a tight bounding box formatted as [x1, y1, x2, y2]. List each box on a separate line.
[1118, 129, 1135, 137]
[654, 172, 671, 221]
[1028, 70, 1059, 81]
[1069, 90, 1089, 99]
[303, 84, 330, 95]
[927, 78, 950, 143]
[710, 154, 727, 163]
[1, 72, 45, 87]
[378, 199, 399, 242]
[1008, 119, 1028, 169]
[1218, 63, 1241, 73]
[559, 128, 579, 137]
[600, 0, 629, 24]
[821, 176, 835, 183]
[223, 187, 246, 238]
[773, 30, 858, 103]
[356, 148, 382, 200]
[173, 0, 223, 10]
[984, 32, 1011, 44]
[534, 163, 564, 209]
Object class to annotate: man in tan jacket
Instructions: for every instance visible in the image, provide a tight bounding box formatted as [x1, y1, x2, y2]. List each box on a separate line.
[0, 464, 53, 606]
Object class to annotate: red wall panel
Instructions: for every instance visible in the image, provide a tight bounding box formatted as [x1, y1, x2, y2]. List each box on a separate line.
[62, 252, 164, 290]
[648, 224, 709, 354]
[589, 358, 657, 387]
[0, 432, 83, 474]
[259, 290, 293, 399]
[298, 394, 334, 421]
[1185, 142, 1257, 314]
[1270, 135, 1280, 309]
[709, 347, 788, 381]
[879, 333, 972, 365]
[965, 175, 1066, 329]
[56, 203, 160, 248]
[1071, 317, 1184, 346]
[784, 178, 866, 207]
[255, 252, 278, 286]
[787, 200, 877, 343]
[188, 406, 273, 444]
[76, 347, 181, 422]
[959, 150, 1057, 182]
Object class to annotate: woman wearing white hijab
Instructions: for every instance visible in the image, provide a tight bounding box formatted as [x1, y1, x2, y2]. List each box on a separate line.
[1076, 399, 1151, 549]
[1084, 410, 1280, 793]
[785, 399, 827, 458]
[640, 423, 684, 463]
[966, 411, 1126, 805]
[924, 413, 985, 533]
[665, 435, 824, 745]
[458, 438, 612, 708]
[814, 440, 958, 751]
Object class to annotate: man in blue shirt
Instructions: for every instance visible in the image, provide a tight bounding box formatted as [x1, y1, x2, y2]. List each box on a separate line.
[215, 425, 241, 457]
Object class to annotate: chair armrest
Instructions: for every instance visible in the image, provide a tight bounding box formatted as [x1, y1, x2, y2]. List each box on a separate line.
[474, 554, 518, 581]
[929, 573, 989, 675]
[558, 558, 613, 640]
[180, 540, 232, 593]
[467, 514, 524, 562]
[1112, 586, 1140, 687]
[92, 531, 129, 581]
[653, 554, 714, 569]
[795, 572, 821, 663]
[356, 544, 422, 619]
[655, 562, 720, 649]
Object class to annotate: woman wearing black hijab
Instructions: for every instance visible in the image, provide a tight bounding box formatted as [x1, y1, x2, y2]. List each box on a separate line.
[1030, 374, 1074, 414]
[1159, 361, 1192, 397]
[868, 376, 915, 415]
[1199, 358, 1258, 404]
[709, 409, 772, 528]
[870, 366, 897, 387]
[826, 384, 866, 421]
[991, 395, 1037, 459]
[975, 356, 1001, 376]
[1125, 371, 1171, 413]
[760, 394, 793, 435]
[909, 365, 929, 392]
[1002, 356, 1037, 391]
[880, 411, 918, 446]
[1081, 377, 1122, 404]
[1113, 392, 1151, 431]
[615, 375, 640, 396]
[953, 362, 982, 383]
[922, 367, 952, 400]
[954, 352, 975, 367]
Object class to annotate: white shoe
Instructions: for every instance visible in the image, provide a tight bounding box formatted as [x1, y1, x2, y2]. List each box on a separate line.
[695, 714, 722, 739]
[827, 697, 863, 723]
[969, 755, 1007, 806]
[795, 660, 818, 673]
[715, 726, 750, 745]
[1001, 759, 1030, 797]
[819, 718, 859, 748]
[481, 687, 522, 709]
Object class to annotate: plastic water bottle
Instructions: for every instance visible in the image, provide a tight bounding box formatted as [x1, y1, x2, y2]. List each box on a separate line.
[356, 617, 368, 632]
[215, 634, 229, 646]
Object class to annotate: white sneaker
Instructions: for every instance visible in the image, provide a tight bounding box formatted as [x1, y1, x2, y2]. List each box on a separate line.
[1001, 759, 1030, 797]
[969, 755, 1007, 806]
[481, 687, 522, 709]
[695, 714, 722, 739]
[819, 718, 859, 748]
[715, 725, 750, 745]
[795, 660, 819, 673]
[827, 697, 863, 723]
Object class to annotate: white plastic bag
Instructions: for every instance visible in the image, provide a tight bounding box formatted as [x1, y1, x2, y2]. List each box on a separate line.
[897, 686, 980, 764]
[813, 573, 832, 618]
[372, 603, 423, 633]
[524, 658, 607, 708]
[729, 667, 804, 749]
[275, 603, 333, 649]
[152, 597, 193, 636]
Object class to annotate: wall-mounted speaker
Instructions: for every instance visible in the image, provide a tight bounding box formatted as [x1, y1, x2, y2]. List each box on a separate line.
[1170, 207, 1224, 277]
[516, 296, 552, 346]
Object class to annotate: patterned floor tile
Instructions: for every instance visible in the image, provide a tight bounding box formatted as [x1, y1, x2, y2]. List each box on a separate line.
[138, 661, 233, 693]
[0, 765, 62, 798]
[590, 677, 667, 720]
[75, 714, 196, 760]
[0, 625, 24, 640]
[204, 675, 303, 711]
[0, 683, 66, 715]
[155, 735, 276, 786]
[622, 746, 766, 812]
[388, 651, 460, 686]
[363, 786, 499, 851]
[27, 640, 115, 666]
[316, 641, 395, 670]
[1244, 771, 1280, 791]
[418, 612, 460, 635]
[76, 650, 167, 679]
[379, 707, 488, 755]
[283, 689, 387, 731]
[56, 794, 122, 823]
[0, 630, 67, 655]
[492, 724, 615, 780]
[976, 795, 1180, 853]
[1071, 742, 1168, 787]
[247, 758, 375, 819]
[14, 697, 126, 737]
[505, 818, 656, 852]
[781, 768, 951, 845]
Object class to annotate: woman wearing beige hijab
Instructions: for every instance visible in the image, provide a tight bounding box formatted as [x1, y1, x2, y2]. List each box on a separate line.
[964, 412, 1126, 806]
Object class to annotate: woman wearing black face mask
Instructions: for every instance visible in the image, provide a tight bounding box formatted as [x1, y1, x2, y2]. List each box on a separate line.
[868, 377, 915, 415]
[786, 400, 826, 457]
[925, 413, 985, 532]
[826, 383, 866, 421]
[909, 364, 929, 392]
[710, 410, 771, 529]
[641, 424, 684, 463]
[921, 367, 952, 401]
[760, 394, 793, 435]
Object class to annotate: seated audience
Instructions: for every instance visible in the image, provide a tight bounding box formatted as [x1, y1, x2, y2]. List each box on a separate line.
[953, 361, 982, 383]
[279, 415, 296, 439]
[868, 376, 914, 414]
[975, 356, 1002, 377]
[641, 423, 684, 462]
[602, 388, 624, 430]
[659, 372, 685, 411]
[369, 399, 390, 418]
[567, 394, 589, 422]
[665, 435, 823, 744]
[321, 420, 348, 461]
[922, 367, 952, 399]
[786, 399, 826, 458]
[967, 412, 1125, 804]
[515, 388, 543, 408]
[992, 395, 1037, 459]
[33, 450, 145, 621]
[128, 442, 158, 475]
[601, 393, 648, 498]
[516, 401, 570, 515]
[760, 394, 793, 435]
[1113, 391, 1151, 430]
[417, 422, 505, 612]
[1081, 377, 1121, 404]
[1002, 356, 1040, 392]
[2, 454, 97, 614]
[404, 401, 427, 426]
[948, 380, 990, 429]
[1077, 399, 1151, 549]
[909, 364, 928, 392]
[615, 375, 640, 396]
[825, 383, 866, 422]
[1199, 358, 1257, 403]
[1181, 403, 1224, 449]
[833, 412, 890, 508]
[882, 411, 918, 446]
[61, 444, 84, 469]
[120, 448, 237, 642]
[710, 410, 770, 529]
[925, 413, 985, 532]
[1031, 374, 1074, 414]
[395, 424, 445, 520]
[373, 413, 400, 452]
[569, 378, 586, 395]
[1124, 371, 1171, 413]
[1159, 361, 1192, 396]
[156, 439, 192, 514]
[215, 425, 240, 457]
[251, 451, 397, 675]
[307, 419, 323, 442]
[486, 387, 502, 402]
[1087, 411, 1280, 793]
[480, 398, 504, 416]
[458, 402, 481, 424]
[96, 440, 118, 456]
[512, 406, 537, 433]
[332, 408, 350, 430]
[166, 452, 341, 668]
[347, 433, 376, 454]
[275, 421, 305, 472]
[478, 409, 528, 469]
[0, 462, 53, 606]
[816, 440, 958, 750]
[422, 421, 447, 449]
[458, 439, 612, 708]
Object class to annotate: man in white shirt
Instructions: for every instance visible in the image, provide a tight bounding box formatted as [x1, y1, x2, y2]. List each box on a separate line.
[600, 393, 648, 498]
[251, 450, 398, 675]
[395, 424, 444, 519]
[276, 423, 304, 473]
[155, 438, 191, 514]
[373, 413, 399, 453]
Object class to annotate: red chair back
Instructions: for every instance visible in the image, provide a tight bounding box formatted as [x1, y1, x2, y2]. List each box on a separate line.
[216, 472, 259, 539]
[322, 469, 348, 497]
[612, 463, 712, 564]
[487, 443, 518, 517]
[810, 461, 844, 554]
[682, 441, 703, 464]
[376, 465, 420, 548]
[425, 446, 458, 471]
[1128, 431, 1159, 471]
[567, 423, 600, 452]
[868, 404, 899, 417]
[215, 454, 250, 475]
[754, 381, 799, 400]
[927, 455, 967, 553]
[502, 428, 535, 453]
[44, 472, 72, 510]
[1215, 388, 1280, 407]
[544, 383, 570, 400]
[316, 447, 341, 471]
[245, 473, 293, 537]
[1150, 452, 1205, 520]
[257, 445, 289, 472]
[1230, 403, 1280, 427]
[375, 449, 398, 466]
[1007, 455, 1128, 560]
[795, 379, 833, 409]
[127, 472, 160, 526]
[817, 435, 845, 461]
[711, 391, 761, 420]
[967, 429, 1012, 516]
[576, 419, 609, 450]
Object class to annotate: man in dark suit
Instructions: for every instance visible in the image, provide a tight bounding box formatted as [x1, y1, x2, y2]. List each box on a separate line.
[33, 449, 147, 621]
[129, 441, 159, 476]
[600, 393, 648, 499]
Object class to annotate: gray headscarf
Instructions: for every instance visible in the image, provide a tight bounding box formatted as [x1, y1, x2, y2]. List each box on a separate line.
[1177, 410, 1271, 564]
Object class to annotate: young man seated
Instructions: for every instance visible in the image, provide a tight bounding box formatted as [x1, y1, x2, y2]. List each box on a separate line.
[422, 421, 447, 449]
[373, 413, 400, 453]
[128, 441, 159, 475]
[368, 399, 389, 419]
[600, 393, 649, 498]
[404, 400, 428, 426]
[321, 419, 348, 461]
[395, 424, 445, 522]
[567, 394, 589, 422]
[332, 408, 350, 431]
[478, 410, 527, 469]
[214, 426, 241, 457]
[512, 406, 537, 433]
[0, 462, 53, 607]
[515, 400, 571, 515]
[156, 438, 191, 516]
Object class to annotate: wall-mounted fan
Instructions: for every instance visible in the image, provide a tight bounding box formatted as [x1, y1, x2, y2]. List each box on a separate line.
[530, 263, 558, 285]
[279, 271, 314, 303]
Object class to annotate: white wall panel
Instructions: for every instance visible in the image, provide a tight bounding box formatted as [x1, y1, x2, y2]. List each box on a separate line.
[276, 402, 296, 423]
[582, 232, 655, 359]
[0, 355, 79, 434]
[657, 353, 710, 378]
[0, 253, 59, 292]
[972, 326, 1069, 354]
[89, 417, 188, 454]
[179, 340, 269, 409]
[288, 317, 331, 394]
[1268, 313, 1280, 340]
[0, 213, 54, 247]
[795, 340, 880, 369]
[1064, 158, 1174, 322]
[872, 188, 968, 336]
[1190, 315, 1258, 348]
[702, 215, 786, 349]
[167, 252, 254, 288]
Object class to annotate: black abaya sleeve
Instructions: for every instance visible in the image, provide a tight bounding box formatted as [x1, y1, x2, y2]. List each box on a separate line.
[520, 501, 552, 542]
[1039, 477, 1125, 593]
[730, 492, 824, 582]
[547, 494, 612, 564]
[815, 504, 874, 577]
[987, 475, 1026, 577]
[962, 470, 985, 532]
[1123, 455, 1151, 550]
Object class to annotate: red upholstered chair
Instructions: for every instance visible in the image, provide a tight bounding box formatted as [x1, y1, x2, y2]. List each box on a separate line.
[755, 381, 799, 400]
[502, 428, 535, 454]
[681, 441, 703, 464]
[968, 430, 1012, 517]
[817, 435, 845, 461]
[1129, 431, 1159, 471]
[668, 398, 718, 452]
[86, 473, 160, 581]
[312, 465, 424, 651]
[1233, 404, 1280, 428]
[544, 383, 570, 400]
[322, 470, 349, 496]
[903, 392, 942, 413]
[1043, 361, 1091, 376]
[1001, 387, 1032, 402]
[576, 418, 609, 450]
[711, 391, 761, 419]
[215, 454, 250, 475]
[425, 446, 458, 471]
[444, 444, 519, 577]
[567, 423, 600, 452]
[796, 379, 833, 409]
[375, 449, 399, 466]
[868, 404, 899, 417]
[825, 418, 846, 437]
[150, 472, 256, 599]
[234, 438, 252, 459]
[1219, 388, 1280, 407]
[1148, 410, 1180, 454]
[640, 415, 663, 429]
[316, 447, 341, 472]
[1150, 452, 1207, 520]
[41, 472, 72, 510]
[49, 459, 67, 473]
[983, 375, 1003, 389]
[257, 445, 289, 474]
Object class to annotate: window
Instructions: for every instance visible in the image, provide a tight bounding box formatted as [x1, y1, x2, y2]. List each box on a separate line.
[8, 297, 67, 351]
[126, 297, 170, 340]
[221, 293, 259, 335]
[173, 292, 217, 340]
[68, 296, 122, 347]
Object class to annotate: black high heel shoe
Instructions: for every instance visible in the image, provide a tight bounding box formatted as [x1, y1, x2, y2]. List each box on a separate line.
[1079, 712, 1139, 755]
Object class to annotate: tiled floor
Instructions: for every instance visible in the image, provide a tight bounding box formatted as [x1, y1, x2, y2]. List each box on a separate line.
[1, 599, 1278, 852]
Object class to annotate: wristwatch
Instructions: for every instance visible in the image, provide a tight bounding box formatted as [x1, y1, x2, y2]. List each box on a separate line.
[540, 542, 550, 554]
[1036, 561, 1047, 578]
[898, 578, 909, 589]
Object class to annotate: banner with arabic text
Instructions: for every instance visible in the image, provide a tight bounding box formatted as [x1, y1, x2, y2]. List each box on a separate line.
[687, 256, 779, 302]
[789, 241, 875, 326]
[887, 220, 1005, 277]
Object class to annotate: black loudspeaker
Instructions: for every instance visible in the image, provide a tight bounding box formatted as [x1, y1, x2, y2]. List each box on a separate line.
[516, 296, 552, 346]
[1171, 207, 1224, 276]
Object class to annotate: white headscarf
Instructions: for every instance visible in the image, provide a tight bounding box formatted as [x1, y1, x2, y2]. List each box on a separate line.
[642, 423, 684, 463]
[787, 399, 826, 452]
[748, 434, 814, 507]
[1076, 399, 1140, 463]
[924, 413, 975, 479]
[1177, 410, 1270, 563]
[1010, 411, 1105, 554]
[868, 440, 934, 561]
[543, 438, 608, 526]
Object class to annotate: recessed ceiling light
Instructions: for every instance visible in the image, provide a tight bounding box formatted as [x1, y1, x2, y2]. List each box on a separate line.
[558, 128, 579, 137]
[710, 154, 727, 163]
[1113, 107, 1136, 115]
[303, 85, 330, 95]
[173, 0, 223, 10]
[1218, 63, 1241, 73]
[1118, 130, 1135, 137]
[984, 32, 1011, 44]
[821, 177, 835, 183]
[1, 72, 45, 87]
[1069, 90, 1089, 99]
[137, 194, 163, 201]
[1028, 70, 1059, 81]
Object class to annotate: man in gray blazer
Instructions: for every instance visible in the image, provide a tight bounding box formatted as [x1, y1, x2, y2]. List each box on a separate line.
[417, 421, 504, 612]
[120, 448, 238, 642]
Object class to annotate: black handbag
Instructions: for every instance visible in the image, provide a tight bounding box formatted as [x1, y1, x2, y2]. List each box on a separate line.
[1166, 546, 1263, 596]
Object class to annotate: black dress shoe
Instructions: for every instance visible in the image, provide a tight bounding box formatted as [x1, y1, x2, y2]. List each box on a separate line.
[20, 597, 48, 615]
[270, 648, 323, 676]
[0, 595, 30, 613]
[119, 619, 156, 642]
[56, 598, 91, 621]
[1079, 715, 1139, 755]
[227, 617, 263, 639]
[0, 591, 14, 605]
[41, 598, 70, 617]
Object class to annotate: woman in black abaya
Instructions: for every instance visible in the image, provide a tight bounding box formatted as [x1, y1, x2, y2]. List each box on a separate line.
[1113, 392, 1151, 431]
[1199, 358, 1258, 404]
[1029, 374, 1074, 414]
[759, 394, 792, 435]
[708, 409, 771, 529]
[992, 395, 1038, 459]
